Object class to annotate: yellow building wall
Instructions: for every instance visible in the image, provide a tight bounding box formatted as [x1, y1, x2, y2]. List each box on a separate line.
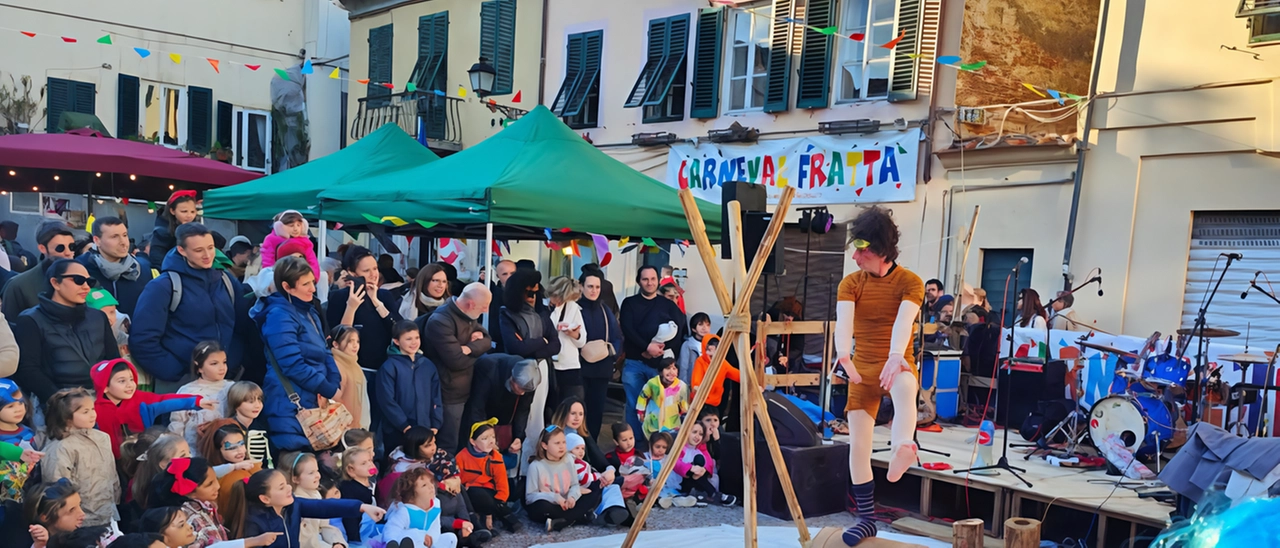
[347, 0, 545, 150]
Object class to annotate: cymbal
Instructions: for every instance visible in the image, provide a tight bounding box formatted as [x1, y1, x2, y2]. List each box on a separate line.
[1176, 327, 1240, 338]
[1078, 341, 1137, 358]
[1220, 353, 1270, 365]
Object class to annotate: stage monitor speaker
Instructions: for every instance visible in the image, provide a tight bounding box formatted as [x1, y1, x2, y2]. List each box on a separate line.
[721, 181, 767, 261]
[756, 392, 820, 447]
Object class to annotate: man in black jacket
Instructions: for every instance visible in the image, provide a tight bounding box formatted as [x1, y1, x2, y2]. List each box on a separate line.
[487, 259, 517, 352]
[421, 282, 492, 452]
[2, 221, 75, 319]
[465, 354, 540, 460]
[78, 216, 152, 316]
[619, 265, 686, 450]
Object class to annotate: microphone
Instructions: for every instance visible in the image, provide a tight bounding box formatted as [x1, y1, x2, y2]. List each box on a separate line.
[1243, 271, 1261, 299]
[1222, 252, 1244, 260]
[1011, 257, 1029, 272]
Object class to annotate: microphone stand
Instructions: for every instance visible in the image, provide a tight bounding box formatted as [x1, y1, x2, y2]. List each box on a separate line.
[1242, 282, 1280, 438]
[955, 261, 1032, 487]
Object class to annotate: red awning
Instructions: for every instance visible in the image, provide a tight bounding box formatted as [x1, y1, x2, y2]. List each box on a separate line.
[0, 130, 261, 187]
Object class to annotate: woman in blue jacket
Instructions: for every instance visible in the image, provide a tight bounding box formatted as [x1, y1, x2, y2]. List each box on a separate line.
[376, 320, 443, 451]
[254, 256, 341, 455]
[229, 468, 384, 548]
[577, 270, 624, 440]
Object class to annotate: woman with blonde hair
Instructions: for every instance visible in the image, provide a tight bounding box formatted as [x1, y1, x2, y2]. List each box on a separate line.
[546, 276, 587, 403]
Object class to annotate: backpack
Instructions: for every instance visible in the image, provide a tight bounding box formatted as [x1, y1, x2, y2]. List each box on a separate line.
[163, 271, 236, 312]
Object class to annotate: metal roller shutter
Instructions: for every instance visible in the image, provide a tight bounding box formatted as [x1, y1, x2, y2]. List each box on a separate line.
[1182, 211, 1280, 344]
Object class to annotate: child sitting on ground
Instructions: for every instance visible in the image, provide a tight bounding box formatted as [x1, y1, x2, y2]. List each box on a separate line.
[673, 422, 736, 506]
[91, 359, 215, 458]
[338, 446, 378, 505]
[225, 381, 271, 468]
[566, 432, 629, 526]
[604, 422, 648, 501]
[636, 351, 689, 439]
[699, 409, 723, 461]
[642, 432, 695, 508]
[677, 313, 711, 386]
[170, 342, 233, 455]
[382, 468, 458, 548]
[525, 426, 602, 532]
[279, 451, 347, 548]
[456, 421, 520, 534]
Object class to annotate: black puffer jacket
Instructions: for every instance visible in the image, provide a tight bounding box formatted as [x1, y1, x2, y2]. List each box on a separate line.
[12, 295, 119, 400]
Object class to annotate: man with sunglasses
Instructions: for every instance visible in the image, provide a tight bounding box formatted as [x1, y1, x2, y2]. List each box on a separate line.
[78, 216, 153, 317]
[2, 220, 75, 319]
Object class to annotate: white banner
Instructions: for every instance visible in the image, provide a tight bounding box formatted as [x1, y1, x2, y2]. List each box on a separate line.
[665, 129, 921, 205]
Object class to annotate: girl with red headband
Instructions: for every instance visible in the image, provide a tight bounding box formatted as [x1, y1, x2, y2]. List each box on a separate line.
[148, 190, 200, 268]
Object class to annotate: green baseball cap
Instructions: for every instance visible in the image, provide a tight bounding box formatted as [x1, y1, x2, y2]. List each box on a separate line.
[85, 288, 119, 310]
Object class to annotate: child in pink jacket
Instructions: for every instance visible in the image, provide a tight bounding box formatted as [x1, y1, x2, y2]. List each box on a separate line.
[260, 210, 319, 276]
[673, 422, 736, 506]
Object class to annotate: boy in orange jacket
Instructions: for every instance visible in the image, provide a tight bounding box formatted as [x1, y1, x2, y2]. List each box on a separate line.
[691, 334, 739, 413]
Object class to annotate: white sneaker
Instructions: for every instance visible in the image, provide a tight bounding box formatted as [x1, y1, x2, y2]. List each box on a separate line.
[658, 496, 674, 509]
[673, 496, 698, 507]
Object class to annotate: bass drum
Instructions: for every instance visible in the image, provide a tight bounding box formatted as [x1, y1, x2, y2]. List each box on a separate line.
[1089, 394, 1176, 457]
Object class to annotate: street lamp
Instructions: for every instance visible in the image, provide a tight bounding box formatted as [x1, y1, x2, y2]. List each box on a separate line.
[467, 57, 497, 97]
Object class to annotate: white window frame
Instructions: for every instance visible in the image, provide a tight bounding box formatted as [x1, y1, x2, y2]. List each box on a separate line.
[725, 3, 772, 113]
[9, 192, 41, 214]
[835, 0, 897, 103]
[139, 82, 187, 149]
[232, 108, 272, 174]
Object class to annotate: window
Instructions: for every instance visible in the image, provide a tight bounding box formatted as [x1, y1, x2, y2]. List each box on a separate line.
[367, 24, 394, 107]
[551, 31, 603, 129]
[411, 13, 449, 139]
[625, 14, 690, 124]
[141, 82, 186, 147]
[690, 8, 726, 119]
[233, 109, 271, 173]
[727, 7, 771, 112]
[1252, 14, 1280, 42]
[480, 0, 517, 95]
[10, 193, 40, 214]
[45, 78, 95, 133]
[836, 0, 896, 102]
[117, 75, 140, 139]
[187, 87, 213, 154]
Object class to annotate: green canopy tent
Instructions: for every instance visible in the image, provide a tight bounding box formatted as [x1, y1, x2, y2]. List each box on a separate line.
[202, 123, 439, 220]
[316, 106, 722, 270]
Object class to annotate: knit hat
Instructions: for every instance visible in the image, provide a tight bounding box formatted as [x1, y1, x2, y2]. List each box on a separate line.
[90, 358, 137, 395]
[85, 288, 119, 310]
[509, 359, 541, 393]
[276, 238, 311, 260]
[0, 378, 24, 407]
[565, 432, 585, 453]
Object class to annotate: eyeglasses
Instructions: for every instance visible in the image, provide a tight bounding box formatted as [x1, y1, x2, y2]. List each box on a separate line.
[57, 275, 98, 288]
[851, 239, 871, 250]
[52, 244, 68, 254]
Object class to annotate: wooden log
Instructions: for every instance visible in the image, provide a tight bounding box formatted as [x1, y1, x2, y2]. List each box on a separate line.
[678, 188, 733, 315]
[743, 332, 810, 543]
[952, 519, 985, 548]
[1003, 518, 1041, 548]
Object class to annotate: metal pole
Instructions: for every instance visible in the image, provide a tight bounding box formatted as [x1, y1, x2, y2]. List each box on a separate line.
[1061, 0, 1112, 290]
[483, 222, 494, 326]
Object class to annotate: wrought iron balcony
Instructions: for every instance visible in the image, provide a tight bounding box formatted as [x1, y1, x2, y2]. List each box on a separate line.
[350, 91, 463, 152]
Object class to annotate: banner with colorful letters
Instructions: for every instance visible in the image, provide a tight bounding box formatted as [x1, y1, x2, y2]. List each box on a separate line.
[664, 129, 920, 205]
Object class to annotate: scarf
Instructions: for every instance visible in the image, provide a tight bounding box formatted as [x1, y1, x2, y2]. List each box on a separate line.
[418, 292, 448, 314]
[93, 252, 141, 282]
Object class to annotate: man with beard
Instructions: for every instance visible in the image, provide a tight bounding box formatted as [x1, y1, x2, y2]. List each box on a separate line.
[619, 264, 686, 451]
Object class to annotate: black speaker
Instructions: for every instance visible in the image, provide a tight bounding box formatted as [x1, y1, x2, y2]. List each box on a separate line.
[755, 392, 820, 447]
[742, 211, 784, 275]
[721, 181, 767, 261]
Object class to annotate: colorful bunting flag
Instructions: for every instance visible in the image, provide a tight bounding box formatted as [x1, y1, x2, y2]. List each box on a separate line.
[559, 227, 572, 233]
[207, 59, 220, 73]
[433, 89, 445, 96]
[897, 143, 908, 155]
[1022, 83, 1048, 98]
[381, 216, 408, 227]
[380, 82, 395, 89]
[406, 83, 417, 92]
[783, 17, 803, 24]
[61, 37, 77, 43]
[329, 67, 341, 79]
[849, 33, 865, 41]
[544, 228, 553, 240]
[1046, 89, 1064, 105]
[19, 32, 35, 38]
[513, 90, 523, 102]
[571, 241, 581, 257]
[85, 215, 95, 234]
[333, 222, 343, 230]
[357, 78, 370, 85]
[879, 29, 906, 49]
[619, 236, 630, 246]
[134, 47, 150, 58]
[561, 245, 574, 256]
[361, 213, 381, 224]
[488, 98, 497, 106]
[244, 64, 261, 71]
[301, 58, 313, 74]
[458, 85, 467, 98]
[958, 61, 987, 71]
[414, 219, 437, 229]
[599, 252, 613, 267]
[906, 53, 921, 59]
[590, 233, 610, 261]
[1064, 92, 1084, 102]
[146, 201, 157, 211]
[169, 53, 182, 64]
[274, 68, 290, 80]
[937, 55, 961, 65]
[816, 26, 838, 35]
[96, 35, 112, 45]
[642, 237, 659, 249]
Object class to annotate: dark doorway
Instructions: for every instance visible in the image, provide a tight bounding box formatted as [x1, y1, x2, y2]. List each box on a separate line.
[981, 249, 1033, 327]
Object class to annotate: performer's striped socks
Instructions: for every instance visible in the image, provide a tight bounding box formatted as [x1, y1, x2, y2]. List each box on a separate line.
[843, 480, 878, 546]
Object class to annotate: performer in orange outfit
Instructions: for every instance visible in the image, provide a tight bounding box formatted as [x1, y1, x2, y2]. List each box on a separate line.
[834, 206, 923, 546]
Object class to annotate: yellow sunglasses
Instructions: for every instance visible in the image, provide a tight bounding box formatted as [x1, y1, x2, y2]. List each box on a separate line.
[851, 239, 871, 250]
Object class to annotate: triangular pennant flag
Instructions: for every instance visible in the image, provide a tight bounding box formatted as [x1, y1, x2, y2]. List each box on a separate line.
[121, 197, 129, 205]
[360, 213, 381, 224]
[19, 32, 35, 38]
[548, 242, 562, 251]
[96, 35, 112, 45]
[169, 53, 182, 64]
[333, 222, 343, 230]
[381, 216, 408, 227]
[1022, 83, 1048, 98]
[571, 241, 581, 257]
[1047, 89, 1064, 105]
[590, 233, 610, 260]
[488, 98, 497, 106]
[620, 243, 639, 254]
[492, 240, 502, 257]
[879, 29, 906, 49]
[619, 236, 630, 246]
[329, 67, 341, 79]
[406, 83, 417, 92]
[958, 61, 987, 71]
[1064, 92, 1084, 102]
[897, 143, 908, 155]
[906, 53, 921, 59]
[937, 55, 961, 65]
[134, 47, 151, 58]
[558, 227, 572, 233]
[544, 228, 553, 240]
[380, 83, 395, 89]
[207, 59, 220, 73]
[817, 26, 838, 35]
[147, 201, 158, 211]
[513, 90, 522, 102]
[457, 85, 467, 98]
[244, 64, 261, 71]
[849, 33, 865, 41]
[61, 37, 77, 43]
[357, 78, 370, 85]
[274, 68, 290, 81]
[599, 251, 613, 267]
[301, 58, 313, 75]
[85, 215, 95, 234]
[642, 237, 658, 249]
[414, 219, 437, 229]
[783, 17, 803, 24]
[433, 89, 445, 96]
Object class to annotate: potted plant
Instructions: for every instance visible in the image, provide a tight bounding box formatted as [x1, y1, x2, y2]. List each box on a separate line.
[209, 141, 233, 163]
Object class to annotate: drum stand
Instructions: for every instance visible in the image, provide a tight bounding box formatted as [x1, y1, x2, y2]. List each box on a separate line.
[1020, 405, 1089, 460]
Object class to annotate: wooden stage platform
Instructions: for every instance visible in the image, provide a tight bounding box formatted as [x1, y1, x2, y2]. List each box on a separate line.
[834, 425, 1172, 547]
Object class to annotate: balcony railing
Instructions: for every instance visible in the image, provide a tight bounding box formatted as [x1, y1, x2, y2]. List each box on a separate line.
[350, 91, 463, 152]
[1239, 0, 1280, 17]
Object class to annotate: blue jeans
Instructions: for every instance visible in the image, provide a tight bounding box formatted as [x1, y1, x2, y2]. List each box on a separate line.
[622, 359, 655, 450]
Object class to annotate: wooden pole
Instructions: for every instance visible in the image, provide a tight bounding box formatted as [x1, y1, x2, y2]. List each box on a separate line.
[743, 334, 809, 538]
[679, 189, 733, 315]
[954, 205, 980, 302]
[952, 519, 985, 548]
[1003, 518, 1041, 548]
[728, 204, 757, 548]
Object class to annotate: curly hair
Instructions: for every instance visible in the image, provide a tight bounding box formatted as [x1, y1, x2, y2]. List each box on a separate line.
[847, 206, 900, 263]
[392, 467, 435, 505]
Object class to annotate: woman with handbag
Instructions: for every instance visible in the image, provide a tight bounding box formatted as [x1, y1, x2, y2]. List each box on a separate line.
[577, 271, 623, 440]
[255, 256, 350, 458]
[547, 276, 587, 404]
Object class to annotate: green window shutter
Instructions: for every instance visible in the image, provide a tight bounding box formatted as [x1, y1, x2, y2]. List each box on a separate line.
[186, 86, 213, 154]
[551, 33, 586, 115]
[413, 13, 449, 90]
[563, 31, 602, 117]
[116, 74, 139, 139]
[216, 101, 233, 148]
[888, 0, 923, 102]
[624, 18, 670, 108]
[690, 8, 725, 119]
[763, 0, 795, 113]
[72, 81, 95, 115]
[796, 0, 835, 109]
[642, 14, 690, 107]
[367, 24, 394, 105]
[480, 0, 516, 95]
[46, 78, 71, 133]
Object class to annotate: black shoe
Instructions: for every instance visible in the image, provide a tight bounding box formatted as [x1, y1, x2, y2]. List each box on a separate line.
[549, 518, 572, 532]
[719, 493, 739, 506]
[467, 528, 493, 545]
[502, 515, 523, 533]
[386, 541, 399, 548]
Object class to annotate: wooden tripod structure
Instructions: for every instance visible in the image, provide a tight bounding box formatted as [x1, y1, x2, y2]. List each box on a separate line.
[622, 185, 810, 548]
